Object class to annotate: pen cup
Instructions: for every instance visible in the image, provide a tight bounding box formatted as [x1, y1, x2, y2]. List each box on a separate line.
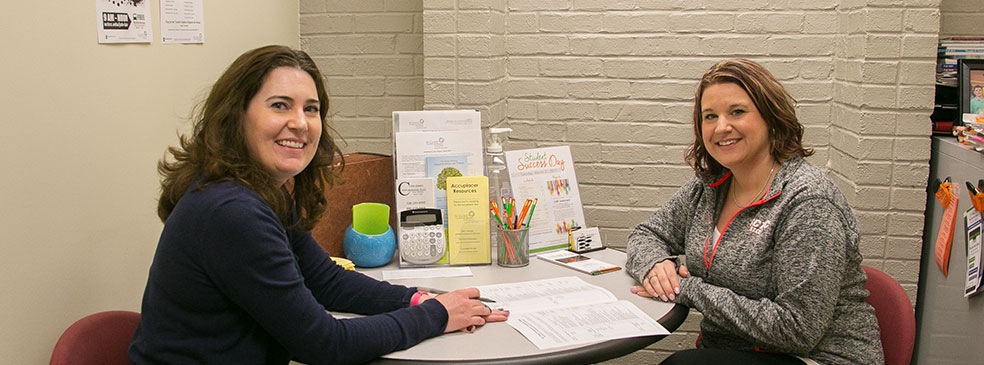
[496, 226, 530, 267]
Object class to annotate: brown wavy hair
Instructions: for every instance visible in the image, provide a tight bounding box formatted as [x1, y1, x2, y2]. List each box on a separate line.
[157, 45, 343, 231]
[685, 58, 813, 179]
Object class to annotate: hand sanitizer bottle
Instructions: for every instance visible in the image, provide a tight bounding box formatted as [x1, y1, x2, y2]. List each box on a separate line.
[486, 127, 513, 248]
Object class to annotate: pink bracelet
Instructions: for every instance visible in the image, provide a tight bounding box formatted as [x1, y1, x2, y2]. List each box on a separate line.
[410, 291, 427, 306]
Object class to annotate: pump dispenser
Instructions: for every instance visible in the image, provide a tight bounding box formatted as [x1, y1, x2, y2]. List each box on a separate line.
[486, 127, 513, 203]
[486, 127, 512, 251]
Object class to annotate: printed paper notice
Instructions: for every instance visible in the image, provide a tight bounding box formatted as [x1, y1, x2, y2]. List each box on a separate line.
[96, 0, 152, 43]
[161, 0, 204, 44]
[505, 146, 585, 253]
[476, 277, 667, 349]
[965, 208, 983, 297]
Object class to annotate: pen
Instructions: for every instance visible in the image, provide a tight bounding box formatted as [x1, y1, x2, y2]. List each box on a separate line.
[589, 267, 622, 275]
[415, 287, 497, 303]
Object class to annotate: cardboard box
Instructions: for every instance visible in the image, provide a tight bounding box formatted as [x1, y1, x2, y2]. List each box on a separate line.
[310, 153, 396, 257]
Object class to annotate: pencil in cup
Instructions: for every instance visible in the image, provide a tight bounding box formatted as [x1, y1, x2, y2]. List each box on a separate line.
[497, 226, 529, 267]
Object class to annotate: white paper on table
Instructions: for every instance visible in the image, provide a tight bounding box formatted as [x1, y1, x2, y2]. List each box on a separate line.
[476, 276, 616, 313]
[382, 267, 472, 281]
[475, 276, 667, 349]
[160, 0, 204, 44]
[965, 208, 983, 297]
[95, 0, 152, 43]
[393, 110, 480, 132]
[506, 300, 668, 349]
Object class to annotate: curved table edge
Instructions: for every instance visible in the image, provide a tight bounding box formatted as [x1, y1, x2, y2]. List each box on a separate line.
[370, 303, 689, 365]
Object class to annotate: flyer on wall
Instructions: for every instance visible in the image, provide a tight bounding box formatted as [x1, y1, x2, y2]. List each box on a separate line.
[505, 146, 585, 253]
[95, 0, 152, 44]
[160, 0, 204, 44]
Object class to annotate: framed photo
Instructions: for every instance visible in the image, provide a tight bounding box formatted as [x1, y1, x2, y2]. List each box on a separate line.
[958, 59, 984, 120]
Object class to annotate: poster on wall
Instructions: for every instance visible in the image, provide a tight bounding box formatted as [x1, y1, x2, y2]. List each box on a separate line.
[96, 0, 152, 44]
[161, 0, 204, 44]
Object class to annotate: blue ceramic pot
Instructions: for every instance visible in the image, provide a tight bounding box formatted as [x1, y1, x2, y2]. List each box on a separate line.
[343, 224, 396, 267]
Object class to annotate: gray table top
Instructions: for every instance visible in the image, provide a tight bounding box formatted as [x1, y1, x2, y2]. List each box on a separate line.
[354, 248, 688, 364]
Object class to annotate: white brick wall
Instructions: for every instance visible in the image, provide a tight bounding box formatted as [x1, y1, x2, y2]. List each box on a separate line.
[301, 0, 943, 362]
[300, 0, 424, 154]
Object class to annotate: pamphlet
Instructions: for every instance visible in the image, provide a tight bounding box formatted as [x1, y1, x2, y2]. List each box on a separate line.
[965, 208, 983, 297]
[537, 250, 622, 275]
[476, 276, 668, 349]
[505, 146, 585, 253]
[446, 176, 491, 265]
[393, 110, 480, 132]
[392, 110, 485, 267]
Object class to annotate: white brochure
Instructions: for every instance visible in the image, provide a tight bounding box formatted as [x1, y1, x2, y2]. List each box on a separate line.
[476, 276, 668, 349]
[965, 208, 983, 297]
[393, 110, 480, 132]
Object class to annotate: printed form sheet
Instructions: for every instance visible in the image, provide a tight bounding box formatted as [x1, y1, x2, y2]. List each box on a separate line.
[477, 277, 668, 349]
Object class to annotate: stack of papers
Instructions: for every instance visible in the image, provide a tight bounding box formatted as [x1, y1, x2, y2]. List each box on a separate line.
[477, 276, 668, 349]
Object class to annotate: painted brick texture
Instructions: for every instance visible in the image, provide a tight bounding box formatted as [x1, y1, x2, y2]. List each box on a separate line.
[299, 0, 425, 154]
[301, 0, 941, 362]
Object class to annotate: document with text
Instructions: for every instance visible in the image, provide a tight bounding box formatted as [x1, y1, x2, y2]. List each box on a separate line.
[476, 277, 669, 349]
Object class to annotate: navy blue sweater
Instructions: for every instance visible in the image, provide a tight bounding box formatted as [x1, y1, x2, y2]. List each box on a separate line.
[129, 181, 447, 364]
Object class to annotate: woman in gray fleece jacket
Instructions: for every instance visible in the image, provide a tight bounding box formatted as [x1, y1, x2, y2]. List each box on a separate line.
[627, 59, 883, 364]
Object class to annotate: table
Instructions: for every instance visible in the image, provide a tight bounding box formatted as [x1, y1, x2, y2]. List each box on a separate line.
[354, 248, 688, 364]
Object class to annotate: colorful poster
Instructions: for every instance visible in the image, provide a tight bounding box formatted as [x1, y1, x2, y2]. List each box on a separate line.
[505, 146, 585, 253]
[96, 0, 152, 43]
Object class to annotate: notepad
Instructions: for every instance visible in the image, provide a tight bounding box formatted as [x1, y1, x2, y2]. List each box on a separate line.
[537, 250, 622, 275]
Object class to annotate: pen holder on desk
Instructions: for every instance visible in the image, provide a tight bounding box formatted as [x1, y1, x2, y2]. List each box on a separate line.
[496, 227, 530, 267]
[343, 224, 396, 267]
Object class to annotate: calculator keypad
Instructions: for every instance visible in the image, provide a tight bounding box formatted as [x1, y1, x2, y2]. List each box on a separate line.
[399, 225, 446, 264]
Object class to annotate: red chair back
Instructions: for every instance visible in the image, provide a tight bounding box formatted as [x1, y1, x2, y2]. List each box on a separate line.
[50, 310, 140, 365]
[862, 266, 915, 365]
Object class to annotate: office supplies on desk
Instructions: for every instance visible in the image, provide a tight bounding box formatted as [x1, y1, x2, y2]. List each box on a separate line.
[537, 249, 622, 275]
[342, 203, 396, 268]
[399, 208, 446, 265]
[569, 227, 604, 253]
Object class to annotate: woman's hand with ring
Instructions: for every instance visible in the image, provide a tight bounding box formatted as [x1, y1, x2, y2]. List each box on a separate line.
[631, 260, 689, 301]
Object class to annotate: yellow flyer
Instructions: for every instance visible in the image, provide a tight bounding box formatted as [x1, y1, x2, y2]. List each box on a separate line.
[446, 176, 490, 265]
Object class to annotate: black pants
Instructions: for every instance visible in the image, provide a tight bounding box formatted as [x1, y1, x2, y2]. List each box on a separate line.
[661, 348, 805, 365]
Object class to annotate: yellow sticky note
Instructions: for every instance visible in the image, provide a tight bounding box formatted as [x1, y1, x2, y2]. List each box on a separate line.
[446, 176, 490, 265]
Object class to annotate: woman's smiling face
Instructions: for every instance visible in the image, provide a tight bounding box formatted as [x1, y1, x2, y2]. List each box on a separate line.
[243, 66, 322, 186]
[699, 82, 771, 173]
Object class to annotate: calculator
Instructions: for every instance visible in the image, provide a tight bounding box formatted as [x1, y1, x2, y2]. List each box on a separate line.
[399, 208, 446, 265]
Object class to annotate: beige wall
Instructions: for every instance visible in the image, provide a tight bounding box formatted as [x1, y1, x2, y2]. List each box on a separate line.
[0, 1, 298, 363]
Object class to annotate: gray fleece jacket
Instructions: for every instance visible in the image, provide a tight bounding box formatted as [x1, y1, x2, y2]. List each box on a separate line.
[627, 156, 884, 364]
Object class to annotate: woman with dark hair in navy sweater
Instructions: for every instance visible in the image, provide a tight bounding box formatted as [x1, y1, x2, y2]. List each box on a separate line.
[128, 45, 507, 365]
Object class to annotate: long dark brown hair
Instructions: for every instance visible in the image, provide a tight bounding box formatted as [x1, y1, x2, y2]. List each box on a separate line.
[157, 45, 342, 231]
[685, 58, 813, 179]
